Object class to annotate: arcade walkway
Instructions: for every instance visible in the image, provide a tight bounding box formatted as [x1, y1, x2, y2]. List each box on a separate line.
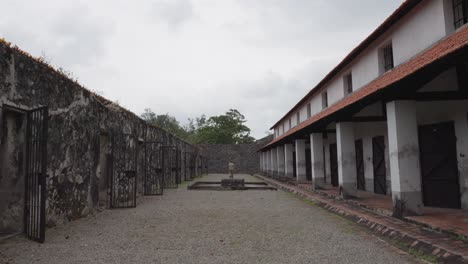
[0, 174, 416, 264]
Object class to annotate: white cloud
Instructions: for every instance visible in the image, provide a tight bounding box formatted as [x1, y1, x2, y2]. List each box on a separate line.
[0, 0, 403, 139]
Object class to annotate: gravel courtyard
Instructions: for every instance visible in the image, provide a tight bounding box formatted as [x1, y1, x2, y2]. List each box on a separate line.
[0, 174, 417, 264]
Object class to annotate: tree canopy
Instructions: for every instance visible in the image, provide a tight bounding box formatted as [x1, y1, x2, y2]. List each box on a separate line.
[141, 109, 255, 144]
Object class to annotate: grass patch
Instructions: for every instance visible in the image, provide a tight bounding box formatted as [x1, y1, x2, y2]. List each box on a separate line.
[391, 240, 440, 263]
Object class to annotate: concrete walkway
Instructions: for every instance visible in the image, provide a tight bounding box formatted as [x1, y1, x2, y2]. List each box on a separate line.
[0, 174, 417, 264]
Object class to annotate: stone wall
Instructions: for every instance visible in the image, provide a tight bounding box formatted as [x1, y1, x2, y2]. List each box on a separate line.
[0, 41, 199, 231]
[197, 135, 272, 174]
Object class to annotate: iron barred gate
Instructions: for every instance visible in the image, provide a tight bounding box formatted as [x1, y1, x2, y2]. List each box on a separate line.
[144, 142, 163, 195]
[162, 146, 178, 188]
[24, 106, 48, 243]
[176, 149, 182, 184]
[109, 133, 137, 208]
[189, 152, 196, 180]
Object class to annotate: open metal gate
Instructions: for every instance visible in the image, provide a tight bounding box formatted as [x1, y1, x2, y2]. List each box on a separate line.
[176, 149, 182, 184]
[188, 152, 196, 180]
[109, 133, 137, 208]
[144, 142, 163, 195]
[162, 146, 178, 188]
[24, 106, 48, 243]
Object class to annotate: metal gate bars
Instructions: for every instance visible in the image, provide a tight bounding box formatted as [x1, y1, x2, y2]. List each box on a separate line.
[109, 133, 137, 208]
[24, 106, 48, 243]
[161, 146, 178, 188]
[144, 142, 163, 195]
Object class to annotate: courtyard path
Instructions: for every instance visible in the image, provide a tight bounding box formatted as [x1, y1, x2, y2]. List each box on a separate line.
[0, 174, 418, 264]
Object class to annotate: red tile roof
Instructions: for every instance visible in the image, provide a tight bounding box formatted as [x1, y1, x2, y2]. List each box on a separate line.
[262, 25, 468, 150]
[270, 0, 423, 130]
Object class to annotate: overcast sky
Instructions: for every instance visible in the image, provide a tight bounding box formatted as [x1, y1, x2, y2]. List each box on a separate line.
[0, 0, 403, 139]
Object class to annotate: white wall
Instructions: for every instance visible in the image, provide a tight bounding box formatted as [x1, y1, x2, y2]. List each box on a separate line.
[392, 0, 449, 66]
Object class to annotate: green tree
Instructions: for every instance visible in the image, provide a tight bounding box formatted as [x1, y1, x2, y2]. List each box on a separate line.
[192, 109, 255, 144]
[141, 109, 189, 140]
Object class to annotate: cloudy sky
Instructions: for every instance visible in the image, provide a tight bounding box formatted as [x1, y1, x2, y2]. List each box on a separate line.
[0, 0, 403, 139]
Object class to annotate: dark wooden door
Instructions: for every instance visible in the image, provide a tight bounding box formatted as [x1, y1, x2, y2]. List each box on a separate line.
[292, 151, 297, 178]
[305, 148, 312, 181]
[373, 136, 387, 195]
[330, 144, 338, 187]
[355, 139, 365, 191]
[323, 146, 327, 184]
[419, 122, 461, 208]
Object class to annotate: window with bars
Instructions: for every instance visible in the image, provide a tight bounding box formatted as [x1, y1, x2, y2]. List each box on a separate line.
[307, 103, 311, 118]
[296, 112, 300, 125]
[344, 73, 353, 95]
[453, 0, 468, 29]
[382, 43, 394, 72]
[322, 92, 328, 109]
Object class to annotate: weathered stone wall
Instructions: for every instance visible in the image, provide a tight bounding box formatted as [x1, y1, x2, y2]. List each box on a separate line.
[0, 41, 199, 230]
[197, 135, 272, 174]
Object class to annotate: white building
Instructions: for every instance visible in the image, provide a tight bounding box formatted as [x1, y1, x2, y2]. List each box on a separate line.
[260, 0, 468, 216]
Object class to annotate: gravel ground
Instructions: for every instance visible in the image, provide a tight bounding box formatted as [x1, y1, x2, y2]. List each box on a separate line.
[0, 174, 418, 264]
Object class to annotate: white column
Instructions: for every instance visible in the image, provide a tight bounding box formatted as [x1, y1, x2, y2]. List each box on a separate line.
[260, 152, 264, 173]
[271, 147, 278, 177]
[266, 150, 270, 176]
[284, 144, 294, 178]
[295, 139, 306, 182]
[336, 122, 357, 198]
[455, 112, 468, 209]
[277, 145, 285, 177]
[387, 101, 423, 215]
[310, 133, 325, 189]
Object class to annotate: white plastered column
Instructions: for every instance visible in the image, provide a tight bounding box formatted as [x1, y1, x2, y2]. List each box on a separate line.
[266, 150, 271, 176]
[295, 139, 307, 182]
[310, 133, 325, 190]
[284, 144, 294, 178]
[336, 122, 358, 198]
[277, 145, 285, 177]
[271, 147, 278, 177]
[386, 101, 423, 216]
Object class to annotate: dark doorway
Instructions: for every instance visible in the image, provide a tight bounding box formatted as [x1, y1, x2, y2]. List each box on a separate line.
[292, 151, 297, 178]
[0, 106, 27, 239]
[355, 139, 365, 191]
[330, 144, 339, 187]
[24, 107, 48, 242]
[419, 122, 461, 208]
[305, 148, 312, 181]
[109, 133, 137, 208]
[144, 142, 163, 195]
[373, 136, 387, 195]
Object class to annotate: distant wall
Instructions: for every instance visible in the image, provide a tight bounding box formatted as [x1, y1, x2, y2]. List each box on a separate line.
[197, 135, 273, 174]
